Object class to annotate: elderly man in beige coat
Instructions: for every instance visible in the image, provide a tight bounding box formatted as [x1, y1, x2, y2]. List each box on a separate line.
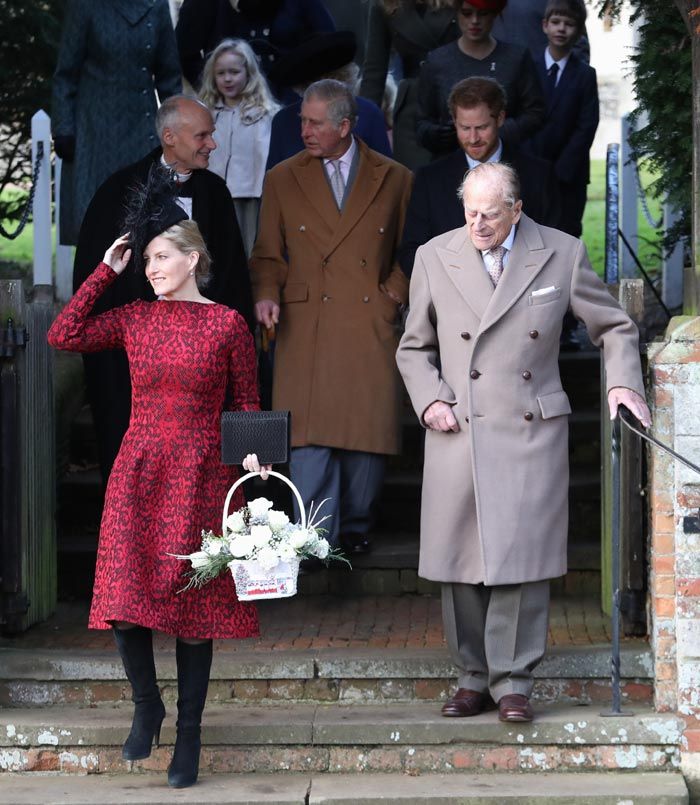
[396, 162, 650, 722]
[251, 79, 412, 556]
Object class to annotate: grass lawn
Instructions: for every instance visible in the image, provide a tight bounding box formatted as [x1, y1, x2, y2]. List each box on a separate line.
[0, 159, 663, 281]
[582, 159, 662, 278]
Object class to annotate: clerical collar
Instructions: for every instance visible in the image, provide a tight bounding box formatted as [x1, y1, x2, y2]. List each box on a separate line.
[465, 139, 503, 170]
[160, 155, 192, 184]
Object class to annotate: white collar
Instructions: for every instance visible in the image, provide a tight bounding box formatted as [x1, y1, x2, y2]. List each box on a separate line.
[465, 139, 503, 171]
[481, 224, 516, 258]
[545, 48, 570, 74]
[323, 136, 356, 170]
[160, 154, 192, 184]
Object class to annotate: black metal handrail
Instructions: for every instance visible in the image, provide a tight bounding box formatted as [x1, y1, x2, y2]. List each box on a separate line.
[606, 405, 700, 715]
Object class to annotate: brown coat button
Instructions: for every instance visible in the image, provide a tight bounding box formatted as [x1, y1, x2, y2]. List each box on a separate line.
[522, 370, 532, 380]
[378, 227, 385, 233]
[363, 296, 370, 303]
[461, 332, 471, 340]
[470, 369, 480, 379]
[322, 258, 328, 266]
[524, 411, 534, 421]
[322, 294, 329, 302]
[299, 225, 306, 232]
[529, 330, 539, 339]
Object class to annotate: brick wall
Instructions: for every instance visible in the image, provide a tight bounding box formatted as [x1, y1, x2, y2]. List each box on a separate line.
[647, 316, 700, 794]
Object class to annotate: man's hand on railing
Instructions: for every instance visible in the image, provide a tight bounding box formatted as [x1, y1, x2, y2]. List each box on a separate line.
[607, 387, 651, 429]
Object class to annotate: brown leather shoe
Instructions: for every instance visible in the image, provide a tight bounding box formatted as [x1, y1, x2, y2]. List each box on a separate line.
[441, 688, 489, 718]
[498, 693, 533, 722]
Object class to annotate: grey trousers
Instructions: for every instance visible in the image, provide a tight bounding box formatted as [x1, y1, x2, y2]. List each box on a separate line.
[290, 446, 385, 547]
[441, 580, 550, 701]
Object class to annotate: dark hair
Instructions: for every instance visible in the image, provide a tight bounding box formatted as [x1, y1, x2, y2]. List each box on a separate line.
[448, 76, 507, 120]
[544, 0, 587, 32]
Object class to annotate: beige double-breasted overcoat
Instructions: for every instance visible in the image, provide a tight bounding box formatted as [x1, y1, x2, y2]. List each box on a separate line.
[396, 216, 645, 585]
[250, 139, 412, 455]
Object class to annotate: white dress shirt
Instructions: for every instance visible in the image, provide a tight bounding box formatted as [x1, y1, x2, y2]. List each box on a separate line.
[544, 48, 570, 86]
[160, 155, 193, 219]
[481, 224, 517, 277]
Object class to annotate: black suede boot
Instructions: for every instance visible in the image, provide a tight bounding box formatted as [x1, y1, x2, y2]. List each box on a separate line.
[167, 639, 213, 788]
[112, 625, 166, 761]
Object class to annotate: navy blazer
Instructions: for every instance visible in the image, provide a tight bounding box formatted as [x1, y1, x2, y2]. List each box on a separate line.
[266, 96, 392, 169]
[398, 144, 560, 277]
[528, 52, 599, 186]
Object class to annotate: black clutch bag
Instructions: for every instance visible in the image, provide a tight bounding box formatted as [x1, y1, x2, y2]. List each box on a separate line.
[221, 410, 290, 465]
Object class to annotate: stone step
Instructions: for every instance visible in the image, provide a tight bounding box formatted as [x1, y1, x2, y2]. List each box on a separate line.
[0, 643, 652, 708]
[0, 703, 682, 775]
[0, 771, 689, 804]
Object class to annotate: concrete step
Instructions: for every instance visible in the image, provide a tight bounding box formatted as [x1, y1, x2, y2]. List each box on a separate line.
[0, 703, 682, 775]
[0, 771, 689, 804]
[0, 643, 652, 708]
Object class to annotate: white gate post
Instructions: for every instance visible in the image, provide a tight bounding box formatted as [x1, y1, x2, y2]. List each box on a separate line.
[620, 114, 638, 278]
[53, 157, 74, 302]
[31, 110, 52, 288]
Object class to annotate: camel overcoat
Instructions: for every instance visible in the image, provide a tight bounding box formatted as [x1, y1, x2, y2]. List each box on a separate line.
[396, 216, 645, 585]
[250, 139, 412, 455]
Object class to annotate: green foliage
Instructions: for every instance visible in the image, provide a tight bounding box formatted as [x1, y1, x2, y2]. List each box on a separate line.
[598, 1, 691, 253]
[0, 1, 64, 222]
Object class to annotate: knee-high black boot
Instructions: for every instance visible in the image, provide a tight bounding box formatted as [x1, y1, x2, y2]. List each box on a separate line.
[167, 639, 213, 788]
[112, 625, 166, 761]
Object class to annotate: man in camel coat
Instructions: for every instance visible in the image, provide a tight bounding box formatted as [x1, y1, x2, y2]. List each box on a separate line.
[251, 79, 412, 555]
[396, 162, 650, 723]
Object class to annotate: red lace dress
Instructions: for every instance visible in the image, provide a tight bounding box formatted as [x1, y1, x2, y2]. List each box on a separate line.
[48, 263, 260, 639]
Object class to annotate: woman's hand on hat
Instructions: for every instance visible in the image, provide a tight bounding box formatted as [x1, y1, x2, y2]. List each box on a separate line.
[103, 234, 132, 275]
[242, 453, 272, 480]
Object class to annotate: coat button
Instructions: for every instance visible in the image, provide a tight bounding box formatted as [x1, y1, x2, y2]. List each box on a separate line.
[378, 227, 385, 233]
[460, 332, 471, 340]
[299, 225, 306, 232]
[529, 329, 539, 339]
[465, 416, 469, 423]
[522, 370, 532, 380]
[360, 259, 367, 266]
[524, 411, 534, 421]
[322, 294, 329, 302]
[322, 258, 328, 266]
[363, 296, 370, 303]
[470, 369, 480, 379]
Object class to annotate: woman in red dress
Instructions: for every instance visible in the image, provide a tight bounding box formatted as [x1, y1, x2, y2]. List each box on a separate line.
[48, 195, 260, 788]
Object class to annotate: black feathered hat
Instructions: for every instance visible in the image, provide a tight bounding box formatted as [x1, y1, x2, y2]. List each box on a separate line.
[120, 164, 188, 273]
[267, 31, 357, 89]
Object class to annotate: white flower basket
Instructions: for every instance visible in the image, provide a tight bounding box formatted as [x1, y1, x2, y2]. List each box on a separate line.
[222, 471, 307, 601]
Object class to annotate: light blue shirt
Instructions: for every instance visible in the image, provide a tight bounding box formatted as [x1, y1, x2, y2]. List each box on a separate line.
[481, 225, 517, 277]
[465, 139, 503, 171]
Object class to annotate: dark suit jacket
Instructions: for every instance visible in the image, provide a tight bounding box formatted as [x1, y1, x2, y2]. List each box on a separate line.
[527, 52, 599, 187]
[399, 144, 560, 276]
[266, 96, 392, 169]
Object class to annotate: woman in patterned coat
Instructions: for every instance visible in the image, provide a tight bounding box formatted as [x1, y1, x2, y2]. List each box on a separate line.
[52, 0, 181, 244]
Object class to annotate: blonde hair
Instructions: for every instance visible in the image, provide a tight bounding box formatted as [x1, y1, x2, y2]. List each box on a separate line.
[159, 220, 212, 289]
[199, 39, 280, 121]
[380, 0, 453, 13]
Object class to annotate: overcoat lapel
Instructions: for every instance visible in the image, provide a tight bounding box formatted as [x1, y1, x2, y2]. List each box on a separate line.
[436, 227, 495, 321]
[114, 0, 152, 25]
[479, 215, 553, 333]
[325, 144, 389, 256]
[289, 155, 340, 233]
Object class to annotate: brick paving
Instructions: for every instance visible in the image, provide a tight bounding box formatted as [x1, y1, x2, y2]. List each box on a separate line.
[0, 593, 613, 653]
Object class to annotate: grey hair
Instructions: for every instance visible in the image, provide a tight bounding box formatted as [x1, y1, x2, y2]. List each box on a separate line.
[457, 162, 521, 209]
[155, 95, 211, 141]
[303, 79, 358, 129]
[158, 220, 211, 289]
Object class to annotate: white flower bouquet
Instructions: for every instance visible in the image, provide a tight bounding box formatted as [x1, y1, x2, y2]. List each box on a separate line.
[172, 471, 348, 599]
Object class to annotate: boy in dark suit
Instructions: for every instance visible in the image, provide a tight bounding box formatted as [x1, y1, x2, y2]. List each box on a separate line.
[528, 0, 599, 237]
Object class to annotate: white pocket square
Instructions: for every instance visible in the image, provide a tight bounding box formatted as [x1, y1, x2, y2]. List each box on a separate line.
[531, 286, 559, 297]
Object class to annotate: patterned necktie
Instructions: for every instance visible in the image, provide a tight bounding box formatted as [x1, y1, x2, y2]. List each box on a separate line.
[329, 159, 345, 209]
[487, 245, 506, 286]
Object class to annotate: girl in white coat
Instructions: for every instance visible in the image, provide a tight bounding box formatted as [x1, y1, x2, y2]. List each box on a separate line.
[199, 39, 280, 256]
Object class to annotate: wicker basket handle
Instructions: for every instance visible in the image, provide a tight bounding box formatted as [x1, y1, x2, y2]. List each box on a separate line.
[221, 470, 307, 536]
